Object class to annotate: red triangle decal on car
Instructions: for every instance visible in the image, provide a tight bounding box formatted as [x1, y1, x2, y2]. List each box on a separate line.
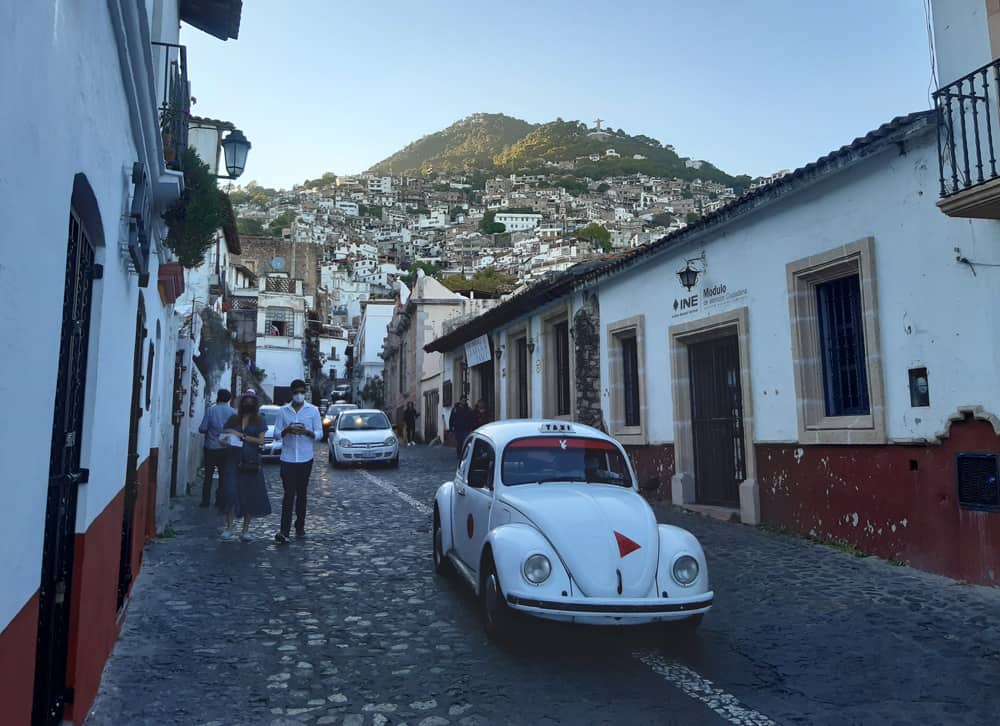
[614, 531, 641, 557]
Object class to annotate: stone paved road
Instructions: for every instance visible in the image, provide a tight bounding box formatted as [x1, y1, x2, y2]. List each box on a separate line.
[88, 445, 1000, 726]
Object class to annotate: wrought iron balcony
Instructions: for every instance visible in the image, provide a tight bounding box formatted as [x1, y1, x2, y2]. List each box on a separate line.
[934, 58, 1000, 218]
[152, 42, 190, 172]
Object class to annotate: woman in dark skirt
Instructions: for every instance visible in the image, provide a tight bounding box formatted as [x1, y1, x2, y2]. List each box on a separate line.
[221, 389, 272, 541]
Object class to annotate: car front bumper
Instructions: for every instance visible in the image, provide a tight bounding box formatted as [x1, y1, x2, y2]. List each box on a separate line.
[336, 445, 398, 463]
[504, 590, 713, 625]
[261, 442, 282, 460]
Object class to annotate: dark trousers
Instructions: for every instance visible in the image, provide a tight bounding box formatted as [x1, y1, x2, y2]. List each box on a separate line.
[202, 448, 227, 506]
[280, 460, 313, 536]
[454, 430, 469, 459]
[405, 421, 416, 443]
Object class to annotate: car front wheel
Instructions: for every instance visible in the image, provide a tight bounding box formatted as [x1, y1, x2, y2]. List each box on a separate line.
[433, 516, 450, 576]
[482, 558, 516, 642]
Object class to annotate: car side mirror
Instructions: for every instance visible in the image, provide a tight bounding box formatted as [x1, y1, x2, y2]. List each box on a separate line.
[639, 476, 660, 492]
[468, 468, 489, 488]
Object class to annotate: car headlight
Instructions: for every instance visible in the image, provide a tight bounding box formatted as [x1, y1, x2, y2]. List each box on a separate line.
[672, 555, 699, 586]
[522, 554, 551, 584]
[337, 438, 353, 448]
[383, 436, 397, 446]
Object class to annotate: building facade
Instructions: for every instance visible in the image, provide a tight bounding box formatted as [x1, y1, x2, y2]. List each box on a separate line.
[0, 2, 244, 723]
[426, 110, 1000, 586]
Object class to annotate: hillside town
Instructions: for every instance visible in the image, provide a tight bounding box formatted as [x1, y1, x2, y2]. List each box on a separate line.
[4, 2, 1000, 726]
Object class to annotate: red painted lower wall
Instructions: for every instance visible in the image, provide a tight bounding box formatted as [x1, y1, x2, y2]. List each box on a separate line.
[625, 443, 675, 500]
[0, 592, 39, 724]
[758, 414, 1000, 585]
[64, 454, 156, 722]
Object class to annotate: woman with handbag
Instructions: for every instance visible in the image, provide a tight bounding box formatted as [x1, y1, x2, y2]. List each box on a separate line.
[220, 389, 272, 541]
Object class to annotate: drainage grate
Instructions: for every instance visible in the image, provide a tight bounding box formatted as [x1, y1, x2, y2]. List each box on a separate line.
[956, 453, 1000, 511]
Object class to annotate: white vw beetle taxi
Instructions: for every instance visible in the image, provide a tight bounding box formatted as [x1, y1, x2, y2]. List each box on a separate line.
[433, 420, 713, 639]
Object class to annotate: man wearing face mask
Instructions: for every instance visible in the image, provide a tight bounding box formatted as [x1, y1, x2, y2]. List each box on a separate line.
[274, 379, 324, 544]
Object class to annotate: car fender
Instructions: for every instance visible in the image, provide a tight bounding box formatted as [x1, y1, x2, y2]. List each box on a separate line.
[655, 524, 711, 595]
[481, 523, 573, 599]
[434, 482, 456, 555]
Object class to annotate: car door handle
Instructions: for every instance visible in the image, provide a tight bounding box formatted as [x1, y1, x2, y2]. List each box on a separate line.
[457, 487, 466, 496]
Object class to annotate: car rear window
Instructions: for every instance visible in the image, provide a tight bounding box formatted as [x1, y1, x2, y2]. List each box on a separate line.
[501, 437, 633, 487]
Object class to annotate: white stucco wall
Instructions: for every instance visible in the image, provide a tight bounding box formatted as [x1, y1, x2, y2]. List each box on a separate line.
[0, 1, 182, 628]
[597, 129, 1000, 445]
[931, 0, 994, 86]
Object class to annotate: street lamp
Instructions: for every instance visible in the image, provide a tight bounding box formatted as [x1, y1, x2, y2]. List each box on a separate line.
[676, 252, 706, 291]
[219, 129, 251, 179]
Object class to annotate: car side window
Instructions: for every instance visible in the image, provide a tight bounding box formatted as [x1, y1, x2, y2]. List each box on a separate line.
[457, 437, 475, 480]
[469, 439, 495, 490]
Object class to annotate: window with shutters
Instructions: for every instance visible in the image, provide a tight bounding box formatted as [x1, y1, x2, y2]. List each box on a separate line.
[787, 238, 885, 445]
[543, 311, 573, 419]
[506, 329, 531, 418]
[608, 315, 647, 444]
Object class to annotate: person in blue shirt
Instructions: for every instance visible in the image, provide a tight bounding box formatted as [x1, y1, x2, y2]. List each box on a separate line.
[273, 379, 324, 543]
[198, 389, 236, 508]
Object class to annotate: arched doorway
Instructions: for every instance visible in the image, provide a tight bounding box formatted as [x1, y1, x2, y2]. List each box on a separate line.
[33, 186, 99, 726]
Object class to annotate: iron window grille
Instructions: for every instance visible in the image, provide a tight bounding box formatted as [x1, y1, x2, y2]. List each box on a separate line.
[816, 275, 870, 417]
[264, 309, 293, 336]
[554, 321, 571, 416]
[956, 453, 1000, 511]
[621, 335, 641, 427]
[516, 337, 529, 417]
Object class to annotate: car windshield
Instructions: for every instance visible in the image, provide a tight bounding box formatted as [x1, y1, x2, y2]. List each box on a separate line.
[338, 412, 390, 431]
[260, 409, 279, 427]
[501, 437, 633, 487]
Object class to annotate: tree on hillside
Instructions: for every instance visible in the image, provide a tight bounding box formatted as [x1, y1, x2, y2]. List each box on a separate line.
[441, 268, 516, 294]
[479, 211, 506, 234]
[404, 261, 441, 286]
[596, 183, 610, 193]
[268, 210, 295, 236]
[237, 217, 264, 235]
[302, 171, 338, 190]
[686, 212, 701, 225]
[576, 223, 612, 253]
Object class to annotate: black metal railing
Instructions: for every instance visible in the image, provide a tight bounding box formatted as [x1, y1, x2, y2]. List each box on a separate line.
[934, 58, 1000, 197]
[152, 42, 189, 171]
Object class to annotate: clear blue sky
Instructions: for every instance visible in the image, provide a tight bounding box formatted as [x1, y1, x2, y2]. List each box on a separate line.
[181, 0, 933, 189]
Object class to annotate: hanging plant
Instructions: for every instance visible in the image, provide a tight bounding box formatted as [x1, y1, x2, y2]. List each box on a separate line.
[163, 148, 230, 267]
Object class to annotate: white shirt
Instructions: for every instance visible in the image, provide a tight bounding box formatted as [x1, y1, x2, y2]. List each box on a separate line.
[275, 401, 324, 463]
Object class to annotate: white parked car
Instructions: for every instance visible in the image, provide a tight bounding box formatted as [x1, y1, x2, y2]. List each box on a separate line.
[328, 409, 399, 468]
[259, 404, 282, 461]
[433, 420, 713, 640]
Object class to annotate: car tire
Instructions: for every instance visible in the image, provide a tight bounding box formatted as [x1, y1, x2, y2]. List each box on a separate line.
[328, 448, 334, 465]
[482, 557, 516, 642]
[432, 514, 451, 576]
[389, 456, 399, 469]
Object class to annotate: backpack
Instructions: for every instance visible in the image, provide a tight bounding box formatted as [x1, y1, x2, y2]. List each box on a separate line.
[237, 438, 262, 473]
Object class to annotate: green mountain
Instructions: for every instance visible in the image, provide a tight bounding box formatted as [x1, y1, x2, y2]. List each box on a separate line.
[369, 113, 537, 175]
[369, 114, 750, 190]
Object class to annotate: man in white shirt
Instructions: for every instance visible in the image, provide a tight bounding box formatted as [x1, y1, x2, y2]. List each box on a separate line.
[273, 379, 324, 544]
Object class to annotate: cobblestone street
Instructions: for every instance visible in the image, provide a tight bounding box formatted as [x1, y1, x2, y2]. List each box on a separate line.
[88, 445, 1000, 726]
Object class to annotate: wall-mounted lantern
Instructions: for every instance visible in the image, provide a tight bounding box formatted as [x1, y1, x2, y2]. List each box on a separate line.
[526, 338, 536, 355]
[677, 252, 706, 291]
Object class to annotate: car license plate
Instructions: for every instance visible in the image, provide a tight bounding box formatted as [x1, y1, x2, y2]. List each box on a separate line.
[362, 451, 376, 459]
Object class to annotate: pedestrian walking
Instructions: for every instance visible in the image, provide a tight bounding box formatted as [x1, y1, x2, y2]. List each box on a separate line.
[197, 389, 236, 509]
[449, 395, 474, 459]
[473, 397, 491, 428]
[403, 401, 420, 446]
[219, 390, 271, 541]
[274, 379, 323, 544]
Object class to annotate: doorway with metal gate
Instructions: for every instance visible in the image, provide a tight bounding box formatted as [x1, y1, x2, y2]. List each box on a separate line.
[33, 203, 98, 726]
[117, 294, 146, 612]
[688, 334, 745, 506]
[668, 307, 759, 524]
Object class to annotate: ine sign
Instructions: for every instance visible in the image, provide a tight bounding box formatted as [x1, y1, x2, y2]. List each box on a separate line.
[671, 281, 748, 318]
[465, 335, 492, 367]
